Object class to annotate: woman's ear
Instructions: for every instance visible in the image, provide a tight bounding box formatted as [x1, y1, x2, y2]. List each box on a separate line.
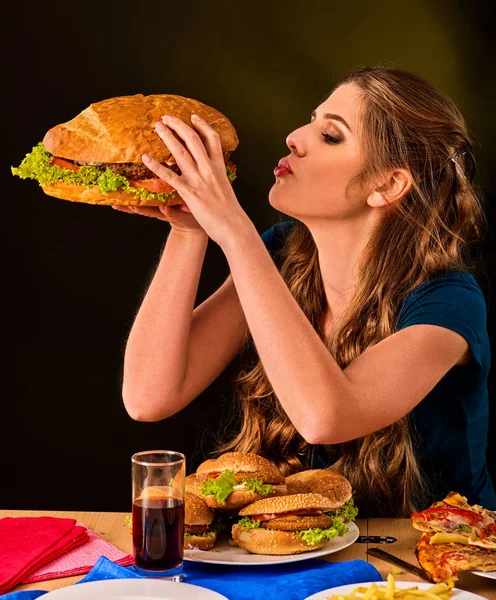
[367, 168, 413, 208]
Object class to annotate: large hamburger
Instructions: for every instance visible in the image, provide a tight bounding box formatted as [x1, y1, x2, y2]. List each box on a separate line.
[232, 493, 352, 555]
[184, 492, 217, 551]
[285, 469, 357, 519]
[196, 452, 287, 510]
[11, 94, 238, 206]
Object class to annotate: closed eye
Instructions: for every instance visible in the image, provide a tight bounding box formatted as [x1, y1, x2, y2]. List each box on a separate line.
[322, 133, 341, 144]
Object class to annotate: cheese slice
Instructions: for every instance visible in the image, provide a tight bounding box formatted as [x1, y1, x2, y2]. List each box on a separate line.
[430, 532, 470, 545]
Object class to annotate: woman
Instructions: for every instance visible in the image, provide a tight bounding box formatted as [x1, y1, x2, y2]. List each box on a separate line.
[115, 67, 495, 517]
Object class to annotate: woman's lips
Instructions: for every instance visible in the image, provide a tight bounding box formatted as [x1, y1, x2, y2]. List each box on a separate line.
[274, 166, 291, 177]
[274, 158, 293, 177]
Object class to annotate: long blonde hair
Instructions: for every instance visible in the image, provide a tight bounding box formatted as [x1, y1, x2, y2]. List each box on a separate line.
[217, 67, 485, 516]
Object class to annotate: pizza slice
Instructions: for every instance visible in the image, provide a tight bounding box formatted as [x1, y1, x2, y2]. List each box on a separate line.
[411, 491, 496, 549]
[416, 532, 496, 583]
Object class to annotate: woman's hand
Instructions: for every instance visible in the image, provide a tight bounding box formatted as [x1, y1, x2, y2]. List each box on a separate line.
[139, 113, 250, 247]
[111, 203, 206, 237]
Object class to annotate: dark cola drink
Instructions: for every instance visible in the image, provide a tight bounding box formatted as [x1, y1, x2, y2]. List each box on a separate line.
[132, 497, 184, 571]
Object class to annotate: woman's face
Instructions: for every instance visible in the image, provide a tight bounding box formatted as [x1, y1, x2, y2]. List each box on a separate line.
[269, 83, 369, 221]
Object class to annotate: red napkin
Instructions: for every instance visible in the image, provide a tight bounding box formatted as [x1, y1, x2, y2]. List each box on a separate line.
[22, 522, 134, 582]
[0, 516, 89, 594]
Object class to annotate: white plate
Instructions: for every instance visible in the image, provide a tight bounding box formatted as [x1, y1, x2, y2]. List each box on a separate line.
[304, 580, 486, 600]
[43, 578, 228, 600]
[470, 569, 496, 579]
[184, 521, 359, 566]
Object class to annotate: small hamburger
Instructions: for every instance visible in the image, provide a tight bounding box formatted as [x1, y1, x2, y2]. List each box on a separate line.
[184, 492, 217, 551]
[285, 469, 357, 520]
[11, 94, 238, 206]
[196, 452, 287, 510]
[232, 493, 351, 555]
[185, 473, 204, 498]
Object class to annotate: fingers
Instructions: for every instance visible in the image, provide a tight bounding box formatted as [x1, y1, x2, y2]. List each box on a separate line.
[141, 153, 180, 189]
[111, 205, 171, 220]
[155, 119, 199, 173]
[159, 115, 212, 171]
[189, 114, 225, 165]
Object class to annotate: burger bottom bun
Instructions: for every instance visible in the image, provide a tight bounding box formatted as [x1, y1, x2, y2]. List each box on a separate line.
[203, 484, 288, 511]
[41, 182, 184, 207]
[185, 533, 217, 551]
[231, 524, 329, 555]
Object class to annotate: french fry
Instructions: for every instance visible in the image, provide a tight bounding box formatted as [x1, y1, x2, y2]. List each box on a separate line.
[326, 574, 454, 600]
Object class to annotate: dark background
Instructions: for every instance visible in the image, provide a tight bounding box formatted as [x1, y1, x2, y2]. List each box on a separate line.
[4, 1, 495, 511]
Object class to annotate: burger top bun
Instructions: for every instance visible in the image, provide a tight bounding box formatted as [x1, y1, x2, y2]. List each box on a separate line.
[239, 493, 340, 516]
[185, 473, 204, 498]
[196, 452, 284, 484]
[184, 492, 214, 526]
[43, 94, 239, 164]
[285, 469, 352, 509]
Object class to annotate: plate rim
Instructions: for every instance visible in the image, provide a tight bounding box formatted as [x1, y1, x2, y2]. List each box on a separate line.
[43, 577, 228, 599]
[303, 579, 485, 600]
[184, 520, 359, 566]
[469, 569, 496, 579]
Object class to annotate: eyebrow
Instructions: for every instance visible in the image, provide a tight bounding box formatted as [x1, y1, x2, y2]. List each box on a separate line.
[310, 110, 352, 133]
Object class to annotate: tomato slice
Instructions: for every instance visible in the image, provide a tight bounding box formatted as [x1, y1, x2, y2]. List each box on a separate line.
[128, 178, 175, 194]
[205, 472, 220, 480]
[252, 509, 324, 522]
[414, 507, 484, 526]
[51, 157, 80, 171]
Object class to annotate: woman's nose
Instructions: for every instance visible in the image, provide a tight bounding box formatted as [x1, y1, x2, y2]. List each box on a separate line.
[286, 130, 305, 157]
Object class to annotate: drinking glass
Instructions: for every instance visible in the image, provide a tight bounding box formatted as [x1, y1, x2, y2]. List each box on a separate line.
[131, 450, 186, 581]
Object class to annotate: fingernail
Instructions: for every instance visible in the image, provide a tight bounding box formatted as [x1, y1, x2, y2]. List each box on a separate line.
[162, 115, 172, 122]
[142, 153, 151, 162]
[191, 114, 201, 121]
[156, 121, 166, 131]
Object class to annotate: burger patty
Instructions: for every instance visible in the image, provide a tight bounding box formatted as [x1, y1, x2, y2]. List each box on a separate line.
[261, 515, 333, 531]
[74, 161, 181, 180]
[185, 524, 210, 535]
[73, 151, 231, 181]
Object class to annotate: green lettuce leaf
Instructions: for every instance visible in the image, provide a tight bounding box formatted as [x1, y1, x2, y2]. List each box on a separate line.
[200, 470, 237, 504]
[454, 524, 472, 533]
[243, 479, 274, 496]
[12, 142, 237, 203]
[299, 519, 348, 545]
[184, 531, 216, 538]
[237, 517, 262, 529]
[326, 498, 358, 523]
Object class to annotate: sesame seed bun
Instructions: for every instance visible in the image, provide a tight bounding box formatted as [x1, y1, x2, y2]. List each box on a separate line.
[185, 473, 204, 498]
[184, 532, 217, 551]
[238, 493, 340, 516]
[231, 523, 330, 555]
[285, 469, 352, 509]
[196, 452, 284, 484]
[185, 492, 214, 526]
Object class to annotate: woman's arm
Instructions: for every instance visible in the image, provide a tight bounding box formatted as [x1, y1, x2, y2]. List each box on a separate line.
[222, 224, 469, 444]
[122, 230, 247, 421]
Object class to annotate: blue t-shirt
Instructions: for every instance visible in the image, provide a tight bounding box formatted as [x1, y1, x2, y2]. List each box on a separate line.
[261, 221, 496, 509]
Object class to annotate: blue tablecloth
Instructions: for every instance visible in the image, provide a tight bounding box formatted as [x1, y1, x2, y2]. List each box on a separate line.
[2, 555, 382, 600]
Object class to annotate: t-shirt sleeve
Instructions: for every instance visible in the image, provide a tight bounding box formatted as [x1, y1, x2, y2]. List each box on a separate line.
[261, 221, 297, 257]
[397, 273, 487, 370]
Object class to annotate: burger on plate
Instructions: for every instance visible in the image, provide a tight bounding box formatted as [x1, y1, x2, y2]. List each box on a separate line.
[196, 452, 287, 510]
[185, 473, 204, 498]
[284, 469, 357, 520]
[11, 94, 238, 206]
[231, 493, 351, 555]
[184, 492, 217, 551]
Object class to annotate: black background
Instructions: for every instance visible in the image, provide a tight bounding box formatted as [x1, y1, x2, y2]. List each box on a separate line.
[4, 1, 495, 511]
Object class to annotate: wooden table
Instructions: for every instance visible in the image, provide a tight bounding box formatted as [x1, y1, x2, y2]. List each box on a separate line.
[2, 510, 494, 598]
